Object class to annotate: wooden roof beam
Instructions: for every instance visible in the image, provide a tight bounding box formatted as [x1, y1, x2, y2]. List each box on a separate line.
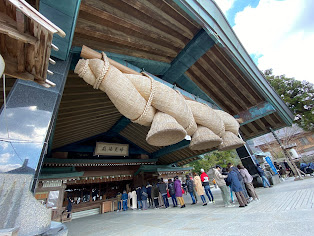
[162, 29, 215, 84]
[234, 101, 277, 126]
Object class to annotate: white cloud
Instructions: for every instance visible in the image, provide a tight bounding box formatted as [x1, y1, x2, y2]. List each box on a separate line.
[215, 0, 235, 14]
[0, 164, 21, 172]
[0, 142, 9, 150]
[233, 0, 314, 83]
[0, 153, 11, 163]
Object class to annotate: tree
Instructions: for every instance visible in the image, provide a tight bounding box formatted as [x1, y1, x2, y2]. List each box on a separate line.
[187, 150, 241, 174]
[264, 69, 314, 131]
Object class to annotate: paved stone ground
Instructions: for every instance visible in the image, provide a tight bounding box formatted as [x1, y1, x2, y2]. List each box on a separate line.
[65, 177, 314, 236]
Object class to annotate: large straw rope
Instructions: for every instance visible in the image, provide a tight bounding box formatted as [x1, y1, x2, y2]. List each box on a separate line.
[186, 100, 225, 137]
[125, 73, 197, 136]
[218, 131, 245, 151]
[189, 125, 222, 150]
[74, 56, 156, 126]
[214, 110, 240, 135]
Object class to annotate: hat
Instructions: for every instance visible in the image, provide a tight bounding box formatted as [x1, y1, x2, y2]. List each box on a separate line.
[200, 169, 204, 172]
[215, 165, 222, 169]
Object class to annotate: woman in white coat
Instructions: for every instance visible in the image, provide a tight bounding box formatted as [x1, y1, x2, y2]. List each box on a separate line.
[131, 189, 137, 209]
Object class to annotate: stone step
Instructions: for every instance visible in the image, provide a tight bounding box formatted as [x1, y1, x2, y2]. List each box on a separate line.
[71, 208, 100, 220]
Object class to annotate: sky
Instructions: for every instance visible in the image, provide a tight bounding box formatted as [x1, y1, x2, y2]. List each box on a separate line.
[215, 0, 314, 84]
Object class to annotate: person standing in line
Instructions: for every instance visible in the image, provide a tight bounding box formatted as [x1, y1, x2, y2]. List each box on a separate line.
[186, 175, 196, 204]
[189, 173, 198, 203]
[141, 185, 148, 210]
[256, 164, 271, 188]
[174, 176, 185, 208]
[200, 169, 214, 203]
[168, 179, 177, 207]
[213, 165, 233, 207]
[226, 167, 247, 207]
[222, 168, 234, 203]
[152, 183, 160, 209]
[146, 182, 153, 208]
[136, 187, 142, 210]
[227, 163, 250, 202]
[238, 164, 259, 201]
[116, 192, 122, 212]
[122, 190, 128, 211]
[158, 178, 169, 208]
[193, 172, 207, 206]
[128, 190, 133, 208]
[131, 188, 137, 209]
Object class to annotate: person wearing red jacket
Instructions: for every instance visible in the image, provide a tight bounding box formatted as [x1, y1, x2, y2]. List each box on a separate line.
[200, 169, 214, 203]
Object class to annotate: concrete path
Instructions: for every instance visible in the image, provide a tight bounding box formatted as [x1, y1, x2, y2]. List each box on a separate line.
[65, 177, 314, 236]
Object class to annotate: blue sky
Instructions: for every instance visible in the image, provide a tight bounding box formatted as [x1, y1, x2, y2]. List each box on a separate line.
[215, 0, 314, 83]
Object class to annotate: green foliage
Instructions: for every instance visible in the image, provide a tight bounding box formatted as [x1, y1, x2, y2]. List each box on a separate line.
[187, 150, 241, 174]
[264, 69, 314, 131]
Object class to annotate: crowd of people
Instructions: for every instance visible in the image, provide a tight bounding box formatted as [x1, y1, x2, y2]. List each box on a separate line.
[115, 162, 269, 212]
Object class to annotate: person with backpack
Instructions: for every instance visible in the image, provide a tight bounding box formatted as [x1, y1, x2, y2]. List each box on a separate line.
[168, 179, 177, 207]
[186, 175, 196, 205]
[158, 178, 169, 208]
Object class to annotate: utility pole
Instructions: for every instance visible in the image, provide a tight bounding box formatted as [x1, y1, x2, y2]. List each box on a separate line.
[269, 127, 303, 180]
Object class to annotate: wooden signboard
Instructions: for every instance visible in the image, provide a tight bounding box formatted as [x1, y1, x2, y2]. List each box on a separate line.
[94, 142, 129, 156]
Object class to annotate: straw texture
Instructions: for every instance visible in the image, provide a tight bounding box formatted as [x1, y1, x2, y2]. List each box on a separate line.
[146, 111, 187, 146]
[74, 58, 155, 126]
[125, 73, 197, 136]
[214, 110, 240, 135]
[186, 100, 225, 137]
[218, 131, 245, 151]
[189, 125, 222, 150]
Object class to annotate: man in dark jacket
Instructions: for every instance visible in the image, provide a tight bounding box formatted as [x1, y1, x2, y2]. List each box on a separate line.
[146, 183, 153, 208]
[186, 175, 196, 204]
[152, 183, 160, 208]
[158, 178, 169, 208]
[168, 179, 177, 207]
[256, 164, 271, 188]
[136, 187, 142, 210]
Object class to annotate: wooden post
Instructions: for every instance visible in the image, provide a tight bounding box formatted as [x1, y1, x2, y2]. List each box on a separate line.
[80, 45, 141, 75]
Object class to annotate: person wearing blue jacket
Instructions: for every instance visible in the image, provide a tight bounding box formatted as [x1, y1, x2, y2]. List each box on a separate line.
[122, 190, 128, 211]
[226, 168, 247, 207]
[141, 185, 148, 210]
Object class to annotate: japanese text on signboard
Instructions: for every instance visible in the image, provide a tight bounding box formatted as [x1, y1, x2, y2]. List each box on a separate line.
[94, 142, 129, 156]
